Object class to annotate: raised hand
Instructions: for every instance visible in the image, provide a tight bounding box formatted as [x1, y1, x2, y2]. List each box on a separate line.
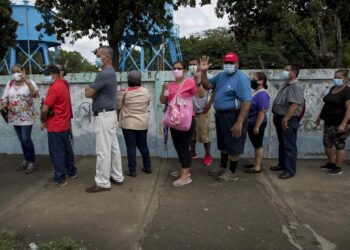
[199, 55, 212, 71]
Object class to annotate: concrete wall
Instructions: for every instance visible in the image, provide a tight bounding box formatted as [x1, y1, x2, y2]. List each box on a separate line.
[0, 69, 346, 158]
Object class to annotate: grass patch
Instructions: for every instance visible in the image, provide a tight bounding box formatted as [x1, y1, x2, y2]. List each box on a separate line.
[0, 230, 86, 250]
[38, 237, 87, 250]
[0, 230, 20, 250]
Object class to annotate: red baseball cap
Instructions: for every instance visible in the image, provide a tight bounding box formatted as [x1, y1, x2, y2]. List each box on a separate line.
[223, 52, 239, 63]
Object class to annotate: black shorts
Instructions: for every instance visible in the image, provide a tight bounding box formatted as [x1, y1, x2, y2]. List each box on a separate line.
[248, 122, 267, 149]
[323, 125, 350, 150]
[215, 110, 248, 155]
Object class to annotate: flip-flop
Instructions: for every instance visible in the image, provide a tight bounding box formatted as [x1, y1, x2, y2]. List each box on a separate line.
[245, 168, 262, 173]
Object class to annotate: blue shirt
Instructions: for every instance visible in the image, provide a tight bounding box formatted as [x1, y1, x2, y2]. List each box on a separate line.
[209, 69, 252, 111]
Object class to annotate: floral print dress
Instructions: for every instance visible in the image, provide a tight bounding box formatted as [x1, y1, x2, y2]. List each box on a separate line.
[0, 80, 40, 126]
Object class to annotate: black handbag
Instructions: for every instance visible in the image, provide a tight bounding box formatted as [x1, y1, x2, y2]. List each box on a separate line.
[0, 109, 8, 123]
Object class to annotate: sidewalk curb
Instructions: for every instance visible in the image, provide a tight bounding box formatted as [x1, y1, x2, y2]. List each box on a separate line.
[135, 157, 170, 250]
[256, 171, 337, 250]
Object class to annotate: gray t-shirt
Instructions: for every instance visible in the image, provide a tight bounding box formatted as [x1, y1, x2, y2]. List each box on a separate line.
[272, 79, 304, 116]
[89, 67, 117, 112]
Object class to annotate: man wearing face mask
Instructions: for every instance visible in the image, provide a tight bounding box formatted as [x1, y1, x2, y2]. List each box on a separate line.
[199, 53, 252, 182]
[271, 64, 304, 179]
[187, 59, 214, 166]
[41, 64, 77, 187]
[85, 46, 124, 193]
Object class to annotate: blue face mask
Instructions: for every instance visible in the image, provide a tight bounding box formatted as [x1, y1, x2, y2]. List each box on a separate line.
[223, 64, 236, 75]
[41, 75, 54, 84]
[333, 79, 343, 86]
[95, 58, 103, 68]
[281, 70, 289, 79]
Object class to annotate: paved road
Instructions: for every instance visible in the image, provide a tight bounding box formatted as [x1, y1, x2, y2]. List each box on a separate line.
[0, 154, 349, 249]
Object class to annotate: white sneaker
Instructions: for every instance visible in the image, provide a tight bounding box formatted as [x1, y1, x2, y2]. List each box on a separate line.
[170, 171, 179, 178]
[217, 170, 238, 182]
[172, 177, 192, 187]
[170, 171, 191, 178]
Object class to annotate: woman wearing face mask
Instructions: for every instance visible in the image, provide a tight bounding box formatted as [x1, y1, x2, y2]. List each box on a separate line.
[316, 69, 350, 175]
[160, 61, 198, 187]
[245, 72, 270, 173]
[0, 64, 40, 174]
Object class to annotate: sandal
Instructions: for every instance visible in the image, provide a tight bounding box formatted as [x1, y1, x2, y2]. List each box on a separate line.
[245, 168, 262, 173]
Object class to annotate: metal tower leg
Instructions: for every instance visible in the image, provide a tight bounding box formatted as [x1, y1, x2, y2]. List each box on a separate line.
[40, 43, 50, 65]
[10, 48, 16, 70]
[140, 46, 145, 71]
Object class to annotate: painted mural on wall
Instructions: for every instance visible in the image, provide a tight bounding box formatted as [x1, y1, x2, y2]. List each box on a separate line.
[0, 70, 344, 158]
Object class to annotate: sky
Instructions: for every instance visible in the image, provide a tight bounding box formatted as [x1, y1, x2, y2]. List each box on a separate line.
[13, 0, 229, 62]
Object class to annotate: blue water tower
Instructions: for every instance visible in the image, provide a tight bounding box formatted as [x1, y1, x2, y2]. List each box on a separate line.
[0, 1, 61, 74]
[119, 3, 183, 72]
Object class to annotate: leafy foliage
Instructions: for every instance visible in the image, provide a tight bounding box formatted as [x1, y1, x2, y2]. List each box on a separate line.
[35, 0, 210, 70]
[216, 0, 350, 67]
[0, 0, 18, 60]
[57, 49, 98, 73]
[180, 28, 288, 69]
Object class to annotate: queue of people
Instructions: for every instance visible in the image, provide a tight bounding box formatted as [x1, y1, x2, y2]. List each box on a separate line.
[1, 46, 349, 191]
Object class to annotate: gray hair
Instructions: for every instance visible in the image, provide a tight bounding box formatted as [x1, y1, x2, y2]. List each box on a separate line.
[98, 46, 113, 59]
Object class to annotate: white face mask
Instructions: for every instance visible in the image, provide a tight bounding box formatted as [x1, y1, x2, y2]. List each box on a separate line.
[12, 73, 22, 82]
[41, 75, 54, 84]
[223, 64, 236, 75]
[281, 70, 289, 79]
[188, 65, 198, 75]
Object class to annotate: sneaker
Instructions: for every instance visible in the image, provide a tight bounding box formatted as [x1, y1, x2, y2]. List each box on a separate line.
[70, 174, 78, 179]
[170, 171, 179, 178]
[320, 163, 336, 169]
[191, 151, 198, 159]
[172, 177, 192, 187]
[217, 170, 238, 182]
[25, 162, 37, 174]
[208, 165, 226, 176]
[16, 160, 28, 171]
[44, 178, 68, 188]
[327, 167, 343, 175]
[170, 171, 191, 178]
[202, 154, 213, 166]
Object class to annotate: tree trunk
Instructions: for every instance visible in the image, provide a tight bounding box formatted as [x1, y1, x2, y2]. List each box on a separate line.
[108, 38, 120, 71]
[334, 13, 344, 67]
[288, 27, 324, 67]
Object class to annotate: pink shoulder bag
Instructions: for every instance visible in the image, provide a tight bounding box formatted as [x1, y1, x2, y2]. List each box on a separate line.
[162, 81, 193, 131]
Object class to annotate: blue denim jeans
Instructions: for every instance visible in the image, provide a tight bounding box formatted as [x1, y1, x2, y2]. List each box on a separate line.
[273, 115, 299, 175]
[122, 129, 151, 173]
[14, 125, 36, 163]
[48, 131, 77, 183]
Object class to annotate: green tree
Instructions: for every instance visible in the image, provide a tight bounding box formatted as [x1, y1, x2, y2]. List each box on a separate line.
[180, 28, 288, 69]
[0, 0, 18, 60]
[57, 49, 98, 73]
[35, 0, 210, 70]
[216, 0, 350, 68]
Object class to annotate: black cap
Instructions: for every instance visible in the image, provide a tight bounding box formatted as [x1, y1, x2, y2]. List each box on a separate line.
[42, 64, 60, 75]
